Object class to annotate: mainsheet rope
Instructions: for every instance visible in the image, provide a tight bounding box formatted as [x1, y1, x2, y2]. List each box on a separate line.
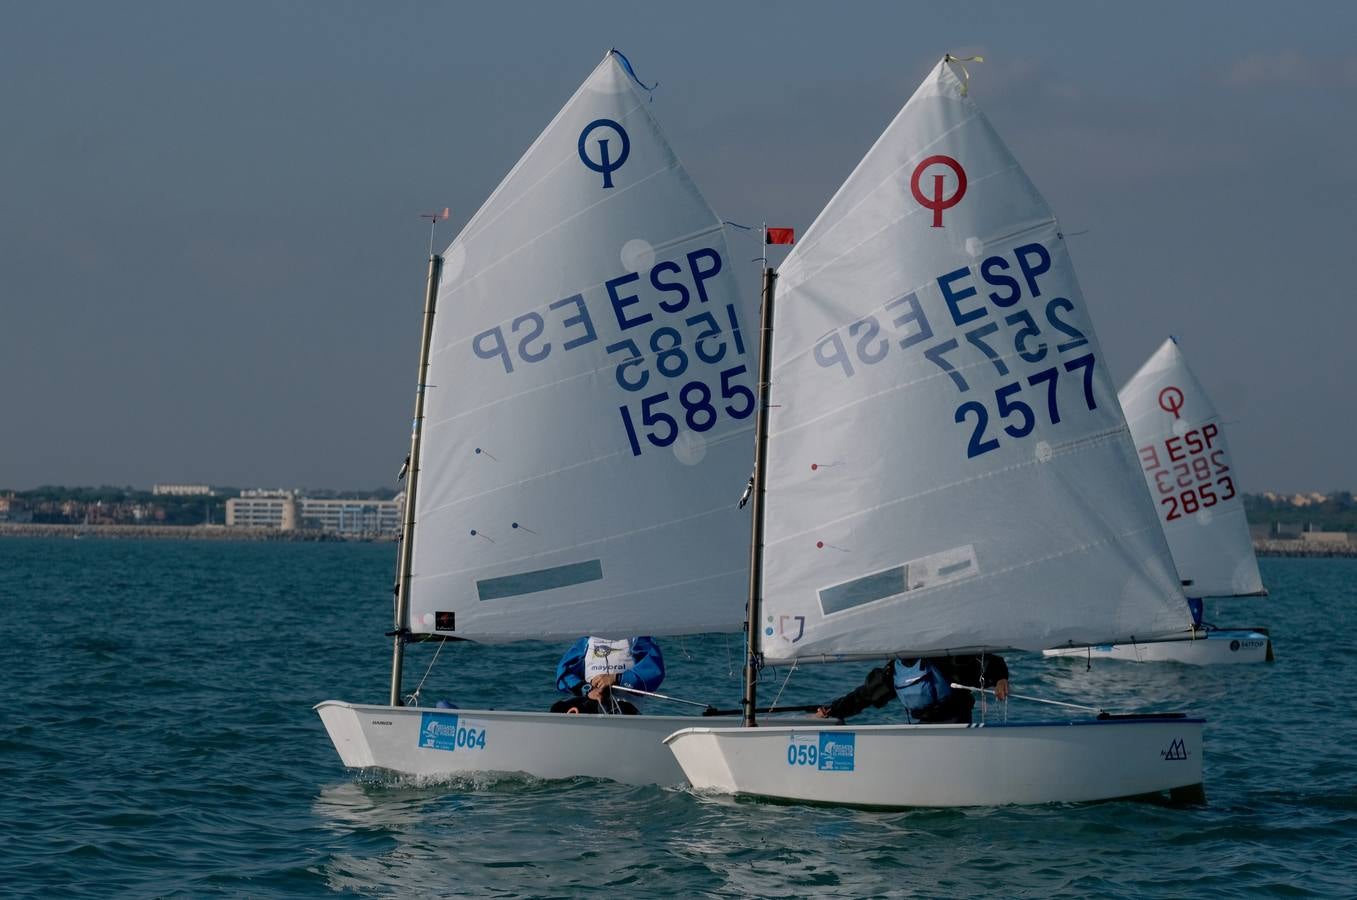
[404, 637, 447, 707]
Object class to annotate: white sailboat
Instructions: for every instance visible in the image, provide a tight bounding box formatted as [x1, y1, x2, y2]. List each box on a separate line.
[317, 50, 771, 786]
[1045, 336, 1273, 664]
[664, 57, 1205, 807]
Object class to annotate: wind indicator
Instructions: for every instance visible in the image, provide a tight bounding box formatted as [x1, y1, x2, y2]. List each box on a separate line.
[421, 206, 450, 256]
[723, 220, 795, 267]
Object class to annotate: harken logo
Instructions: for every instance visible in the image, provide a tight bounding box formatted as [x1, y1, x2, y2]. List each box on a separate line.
[910, 155, 967, 227]
[1161, 738, 1190, 761]
[578, 118, 630, 188]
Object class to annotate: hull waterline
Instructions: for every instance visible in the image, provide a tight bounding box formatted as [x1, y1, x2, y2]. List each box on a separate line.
[664, 717, 1205, 807]
[1043, 629, 1272, 664]
[317, 701, 823, 786]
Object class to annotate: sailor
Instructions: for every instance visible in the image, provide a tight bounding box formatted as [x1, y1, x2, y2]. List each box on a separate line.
[814, 653, 1010, 724]
[551, 635, 665, 715]
[1187, 597, 1205, 628]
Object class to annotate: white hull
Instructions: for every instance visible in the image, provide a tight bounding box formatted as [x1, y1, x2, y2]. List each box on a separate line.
[665, 717, 1204, 807]
[1043, 629, 1272, 665]
[316, 701, 707, 785]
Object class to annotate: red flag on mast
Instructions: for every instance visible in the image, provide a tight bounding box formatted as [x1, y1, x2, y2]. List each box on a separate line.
[765, 227, 795, 245]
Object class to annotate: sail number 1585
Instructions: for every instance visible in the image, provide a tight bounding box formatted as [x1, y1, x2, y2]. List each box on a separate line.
[618, 365, 754, 456]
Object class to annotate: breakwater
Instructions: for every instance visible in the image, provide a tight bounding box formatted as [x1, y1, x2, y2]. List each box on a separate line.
[0, 523, 367, 542]
[1254, 539, 1357, 558]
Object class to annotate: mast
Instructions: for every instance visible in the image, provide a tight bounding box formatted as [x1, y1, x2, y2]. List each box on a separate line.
[389, 251, 444, 706]
[741, 265, 777, 727]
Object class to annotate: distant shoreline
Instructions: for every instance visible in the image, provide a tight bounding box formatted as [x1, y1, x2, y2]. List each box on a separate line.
[0, 522, 1349, 556]
[1253, 539, 1357, 558]
[0, 523, 392, 542]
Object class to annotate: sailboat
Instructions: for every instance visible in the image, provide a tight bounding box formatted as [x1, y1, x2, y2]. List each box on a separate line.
[316, 50, 773, 786]
[1045, 336, 1273, 664]
[664, 56, 1206, 807]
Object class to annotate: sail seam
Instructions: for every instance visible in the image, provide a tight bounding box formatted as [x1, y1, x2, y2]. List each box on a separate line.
[764, 424, 1131, 552]
[434, 162, 715, 323]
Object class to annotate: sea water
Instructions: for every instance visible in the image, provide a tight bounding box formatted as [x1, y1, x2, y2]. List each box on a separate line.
[1, 538, 1354, 897]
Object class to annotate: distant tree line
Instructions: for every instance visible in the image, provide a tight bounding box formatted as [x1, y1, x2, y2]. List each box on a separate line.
[1244, 491, 1357, 532]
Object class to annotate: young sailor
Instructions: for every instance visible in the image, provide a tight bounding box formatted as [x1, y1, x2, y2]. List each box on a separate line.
[551, 636, 665, 715]
[815, 654, 1010, 724]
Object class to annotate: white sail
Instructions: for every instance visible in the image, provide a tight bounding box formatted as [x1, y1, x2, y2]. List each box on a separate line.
[757, 58, 1190, 662]
[408, 52, 757, 641]
[1118, 337, 1265, 597]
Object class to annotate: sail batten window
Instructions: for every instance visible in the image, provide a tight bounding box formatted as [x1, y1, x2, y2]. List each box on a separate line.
[817, 545, 978, 615]
[477, 559, 604, 601]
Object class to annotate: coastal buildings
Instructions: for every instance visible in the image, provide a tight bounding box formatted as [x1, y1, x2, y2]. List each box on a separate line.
[151, 484, 215, 497]
[224, 490, 402, 536]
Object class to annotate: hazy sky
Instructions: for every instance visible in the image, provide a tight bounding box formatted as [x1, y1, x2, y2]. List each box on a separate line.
[2, 1, 1353, 493]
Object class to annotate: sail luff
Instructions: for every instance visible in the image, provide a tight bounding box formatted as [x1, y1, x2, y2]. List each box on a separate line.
[742, 267, 777, 727]
[389, 252, 444, 706]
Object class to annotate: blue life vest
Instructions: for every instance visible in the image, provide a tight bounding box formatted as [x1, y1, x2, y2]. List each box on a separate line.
[892, 658, 952, 720]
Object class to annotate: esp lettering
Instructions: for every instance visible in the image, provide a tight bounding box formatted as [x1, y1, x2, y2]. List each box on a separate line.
[939, 242, 1053, 328]
[472, 292, 599, 374]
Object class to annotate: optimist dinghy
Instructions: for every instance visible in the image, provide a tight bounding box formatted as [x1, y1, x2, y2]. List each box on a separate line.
[664, 56, 1205, 807]
[1045, 336, 1272, 665]
[318, 50, 765, 787]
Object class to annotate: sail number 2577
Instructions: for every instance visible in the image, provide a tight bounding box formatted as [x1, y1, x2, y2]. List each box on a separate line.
[933, 295, 1101, 459]
[812, 240, 1103, 461]
[955, 352, 1098, 458]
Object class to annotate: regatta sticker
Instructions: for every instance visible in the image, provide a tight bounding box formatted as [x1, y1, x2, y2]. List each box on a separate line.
[1160, 738, 1190, 761]
[818, 732, 856, 771]
[785, 732, 856, 771]
[418, 712, 488, 752]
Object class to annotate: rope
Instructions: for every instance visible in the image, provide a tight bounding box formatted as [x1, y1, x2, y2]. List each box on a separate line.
[943, 53, 985, 96]
[766, 657, 799, 712]
[612, 684, 713, 710]
[403, 637, 447, 707]
[951, 682, 1102, 714]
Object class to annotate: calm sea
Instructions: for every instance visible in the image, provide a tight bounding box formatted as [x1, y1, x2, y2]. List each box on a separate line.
[1, 539, 1353, 898]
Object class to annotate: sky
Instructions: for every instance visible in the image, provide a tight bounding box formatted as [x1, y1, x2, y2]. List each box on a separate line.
[2, 1, 1353, 493]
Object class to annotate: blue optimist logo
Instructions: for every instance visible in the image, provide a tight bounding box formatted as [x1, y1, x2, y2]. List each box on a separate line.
[578, 118, 630, 188]
[818, 732, 856, 772]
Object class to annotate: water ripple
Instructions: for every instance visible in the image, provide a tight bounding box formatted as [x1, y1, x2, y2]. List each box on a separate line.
[2, 543, 1355, 897]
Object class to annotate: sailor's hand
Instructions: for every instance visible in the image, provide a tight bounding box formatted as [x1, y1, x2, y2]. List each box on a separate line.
[994, 679, 1010, 701]
[814, 707, 831, 718]
[589, 673, 619, 690]
[587, 686, 605, 701]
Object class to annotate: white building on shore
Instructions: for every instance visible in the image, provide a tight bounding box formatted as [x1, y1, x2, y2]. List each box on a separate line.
[152, 484, 216, 497]
[225, 491, 402, 536]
